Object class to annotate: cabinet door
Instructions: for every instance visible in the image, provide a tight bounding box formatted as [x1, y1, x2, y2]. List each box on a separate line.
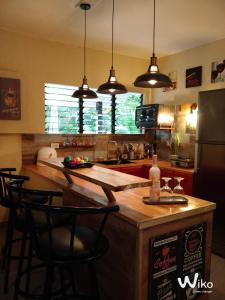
[119, 166, 143, 178]
[173, 170, 193, 196]
[143, 165, 151, 179]
[110, 166, 121, 172]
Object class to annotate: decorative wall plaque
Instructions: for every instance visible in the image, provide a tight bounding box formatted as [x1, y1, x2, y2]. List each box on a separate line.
[185, 66, 202, 88]
[0, 77, 21, 120]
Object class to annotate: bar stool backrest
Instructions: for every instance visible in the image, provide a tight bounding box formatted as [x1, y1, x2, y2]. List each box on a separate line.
[7, 184, 120, 262]
[0, 171, 29, 206]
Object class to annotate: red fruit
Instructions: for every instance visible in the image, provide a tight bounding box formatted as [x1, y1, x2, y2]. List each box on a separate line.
[69, 159, 77, 165]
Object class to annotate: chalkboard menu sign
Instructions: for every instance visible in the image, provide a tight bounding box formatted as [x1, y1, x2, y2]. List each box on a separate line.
[179, 223, 206, 299]
[150, 232, 179, 300]
[149, 223, 206, 300]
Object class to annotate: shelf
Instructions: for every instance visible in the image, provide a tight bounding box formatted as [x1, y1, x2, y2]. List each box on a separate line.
[58, 145, 95, 149]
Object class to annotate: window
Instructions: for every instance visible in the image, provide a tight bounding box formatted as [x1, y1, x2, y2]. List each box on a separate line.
[45, 83, 142, 134]
[45, 83, 79, 134]
[115, 93, 142, 134]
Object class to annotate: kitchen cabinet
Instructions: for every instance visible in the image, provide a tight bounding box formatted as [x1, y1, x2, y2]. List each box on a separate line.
[109, 166, 121, 172]
[142, 165, 193, 196]
[119, 166, 143, 178]
[109, 164, 194, 196]
[143, 165, 150, 179]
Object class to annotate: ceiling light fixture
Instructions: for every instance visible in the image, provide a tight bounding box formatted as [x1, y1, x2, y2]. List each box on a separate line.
[134, 0, 172, 88]
[97, 0, 127, 95]
[72, 3, 97, 99]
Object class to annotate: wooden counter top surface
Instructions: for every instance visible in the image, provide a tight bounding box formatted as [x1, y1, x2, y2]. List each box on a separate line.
[39, 158, 150, 191]
[23, 165, 215, 230]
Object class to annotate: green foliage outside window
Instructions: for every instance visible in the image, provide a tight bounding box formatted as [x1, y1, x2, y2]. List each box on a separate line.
[45, 83, 142, 134]
[115, 94, 142, 134]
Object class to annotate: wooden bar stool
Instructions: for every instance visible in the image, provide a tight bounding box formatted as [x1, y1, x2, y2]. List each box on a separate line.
[7, 184, 120, 300]
[0, 170, 29, 293]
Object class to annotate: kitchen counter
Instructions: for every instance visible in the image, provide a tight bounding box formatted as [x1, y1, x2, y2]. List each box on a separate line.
[23, 164, 215, 300]
[96, 158, 195, 174]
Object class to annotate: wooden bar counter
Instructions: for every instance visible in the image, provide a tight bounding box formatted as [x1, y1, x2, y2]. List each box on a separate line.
[23, 163, 215, 300]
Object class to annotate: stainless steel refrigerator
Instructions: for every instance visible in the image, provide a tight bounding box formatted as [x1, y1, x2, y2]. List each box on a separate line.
[195, 88, 225, 256]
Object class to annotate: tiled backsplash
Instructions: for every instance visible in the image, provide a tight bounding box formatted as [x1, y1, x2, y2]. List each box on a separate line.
[22, 134, 147, 164]
[22, 105, 196, 164]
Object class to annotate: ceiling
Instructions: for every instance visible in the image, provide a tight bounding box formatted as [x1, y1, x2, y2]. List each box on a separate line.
[0, 0, 225, 59]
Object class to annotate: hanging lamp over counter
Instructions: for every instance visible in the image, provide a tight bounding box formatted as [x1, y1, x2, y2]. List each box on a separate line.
[134, 0, 172, 88]
[72, 3, 97, 99]
[97, 0, 127, 95]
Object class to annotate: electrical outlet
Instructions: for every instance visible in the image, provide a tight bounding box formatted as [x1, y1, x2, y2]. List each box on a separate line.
[51, 143, 59, 149]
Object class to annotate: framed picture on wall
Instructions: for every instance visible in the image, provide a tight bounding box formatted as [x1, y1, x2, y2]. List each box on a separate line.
[0, 77, 21, 120]
[185, 66, 202, 88]
[211, 59, 225, 83]
[163, 71, 177, 92]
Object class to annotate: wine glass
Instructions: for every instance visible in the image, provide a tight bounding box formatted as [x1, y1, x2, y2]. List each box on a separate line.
[173, 177, 184, 194]
[161, 177, 172, 194]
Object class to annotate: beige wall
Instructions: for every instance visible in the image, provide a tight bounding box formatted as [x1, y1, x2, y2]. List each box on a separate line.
[0, 30, 150, 172]
[153, 38, 225, 104]
[0, 30, 149, 134]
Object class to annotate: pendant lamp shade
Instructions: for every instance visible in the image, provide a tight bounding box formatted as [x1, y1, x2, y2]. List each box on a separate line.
[72, 3, 97, 99]
[134, 0, 172, 88]
[97, 67, 127, 95]
[97, 0, 127, 95]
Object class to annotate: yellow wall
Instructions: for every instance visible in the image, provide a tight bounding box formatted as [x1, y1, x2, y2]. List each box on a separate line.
[153, 38, 225, 104]
[0, 30, 150, 172]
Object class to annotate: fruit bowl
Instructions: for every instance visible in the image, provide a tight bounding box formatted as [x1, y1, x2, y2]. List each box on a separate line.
[62, 161, 94, 169]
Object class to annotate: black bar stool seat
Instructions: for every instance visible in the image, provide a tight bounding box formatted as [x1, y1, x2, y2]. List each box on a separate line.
[36, 225, 109, 262]
[15, 209, 70, 233]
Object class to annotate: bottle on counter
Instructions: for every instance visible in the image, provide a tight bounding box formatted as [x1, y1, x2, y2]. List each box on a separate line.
[149, 154, 161, 201]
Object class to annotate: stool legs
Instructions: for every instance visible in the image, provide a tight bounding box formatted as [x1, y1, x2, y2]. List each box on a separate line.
[2, 208, 13, 269]
[43, 266, 54, 300]
[89, 263, 100, 300]
[25, 236, 33, 296]
[4, 209, 14, 294]
[13, 231, 27, 300]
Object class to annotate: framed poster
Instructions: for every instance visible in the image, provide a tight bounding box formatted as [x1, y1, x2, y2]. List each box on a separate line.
[178, 223, 206, 300]
[163, 71, 177, 92]
[185, 66, 202, 88]
[0, 77, 21, 120]
[149, 232, 180, 300]
[149, 223, 207, 300]
[211, 60, 225, 83]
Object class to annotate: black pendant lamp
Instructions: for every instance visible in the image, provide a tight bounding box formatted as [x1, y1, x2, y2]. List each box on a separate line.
[134, 0, 172, 88]
[72, 3, 97, 99]
[97, 0, 127, 95]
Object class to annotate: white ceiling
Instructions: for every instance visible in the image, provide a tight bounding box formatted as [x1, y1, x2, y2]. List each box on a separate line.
[0, 0, 225, 59]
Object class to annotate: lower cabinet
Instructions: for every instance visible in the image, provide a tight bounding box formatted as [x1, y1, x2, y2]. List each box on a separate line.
[110, 165, 194, 196]
[119, 166, 143, 178]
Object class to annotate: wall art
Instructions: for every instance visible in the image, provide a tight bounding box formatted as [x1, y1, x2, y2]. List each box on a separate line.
[0, 77, 21, 120]
[185, 66, 202, 88]
[163, 71, 177, 92]
[211, 60, 225, 83]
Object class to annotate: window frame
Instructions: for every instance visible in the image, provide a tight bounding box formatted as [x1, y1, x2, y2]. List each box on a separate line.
[45, 83, 143, 135]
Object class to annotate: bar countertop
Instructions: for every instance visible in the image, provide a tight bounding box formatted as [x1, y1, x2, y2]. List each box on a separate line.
[23, 164, 215, 230]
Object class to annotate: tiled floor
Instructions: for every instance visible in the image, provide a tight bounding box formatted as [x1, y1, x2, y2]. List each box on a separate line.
[210, 254, 225, 300]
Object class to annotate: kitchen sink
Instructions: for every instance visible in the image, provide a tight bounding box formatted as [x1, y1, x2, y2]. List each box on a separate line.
[98, 159, 134, 165]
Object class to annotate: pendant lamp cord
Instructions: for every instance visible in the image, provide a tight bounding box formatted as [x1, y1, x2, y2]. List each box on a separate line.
[84, 8, 87, 77]
[153, 0, 156, 57]
[111, 0, 114, 69]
